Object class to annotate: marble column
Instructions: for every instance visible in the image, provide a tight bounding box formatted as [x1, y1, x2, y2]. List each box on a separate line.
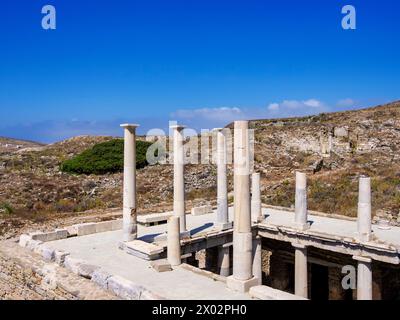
[294, 171, 309, 230]
[218, 245, 230, 277]
[251, 173, 262, 223]
[353, 255, 372, 300]
[227, 120, 258, 292]
[214, 128, 232, 230]
[171, 124, 187, 233]
[252, 236, 262, 285]
[357, 176, 372, 242]
[120, 123, 139, 242]
[293, 243, 308, 298]
[167, 216, 181, 266]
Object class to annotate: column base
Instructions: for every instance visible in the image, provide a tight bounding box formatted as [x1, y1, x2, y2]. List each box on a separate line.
[226, 276, 259, 293]
[292, 222, 310, 231]
[214, 221, 233, 231]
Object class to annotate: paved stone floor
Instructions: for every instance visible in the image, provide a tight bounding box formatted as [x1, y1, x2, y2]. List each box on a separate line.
[46, 206, 400, 299]
[47, 228, 252, 300]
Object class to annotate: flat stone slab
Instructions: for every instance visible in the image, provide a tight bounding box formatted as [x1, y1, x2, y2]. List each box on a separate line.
[150, 259, 172, 272]
[191, 205, 213, 216]
[249, 285, 307, 300]
[124, 240, 164, 260]
[137, 212, 173, 226]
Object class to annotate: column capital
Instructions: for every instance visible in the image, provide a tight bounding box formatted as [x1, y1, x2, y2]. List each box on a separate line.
[292, 242, 307, 249]
[170, 124, 187, 131]
[353, 255, 372, 263]
[120, 123, 139, 129]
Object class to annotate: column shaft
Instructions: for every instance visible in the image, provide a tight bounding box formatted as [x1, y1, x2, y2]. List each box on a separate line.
[121, 124, 139, 242]
[251, 173, 262, 222]
[252, 236, 262, 285]
[355, 257, 372, 300]
[218, 246, 230, 277]
[294, 244, 308, 298]
[167, 216, 181, 266]
[358, 176, 372, 242]
[216, 129, 229, 226]
[172, 125, 187, 232]
[232, 120, 252, 280]
[295, 171, 308, 230]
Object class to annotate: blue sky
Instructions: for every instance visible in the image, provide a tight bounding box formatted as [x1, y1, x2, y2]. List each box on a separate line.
[0, 0, 399, 142]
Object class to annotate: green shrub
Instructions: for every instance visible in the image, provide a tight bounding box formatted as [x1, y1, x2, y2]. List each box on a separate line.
[60, 139, 152, 175]
[0, 203, 14, 215]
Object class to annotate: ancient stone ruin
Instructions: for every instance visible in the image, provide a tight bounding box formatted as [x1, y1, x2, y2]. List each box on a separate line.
[4, 120, 400, 300]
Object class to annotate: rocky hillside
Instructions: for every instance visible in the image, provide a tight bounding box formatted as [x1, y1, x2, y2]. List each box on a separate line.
[0, 101, 399, 239]
[250, 100, 400, 223]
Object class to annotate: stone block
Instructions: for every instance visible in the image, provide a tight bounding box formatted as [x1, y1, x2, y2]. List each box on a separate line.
[107, 275, 145, 300]
[214, 221, 233, 231]
[125, 240, 164, 260]
[78, 263, 100, 279]
[226, 275, 259, 293]
[26, 239, 43, 251]
[137, 212, 172, 225]
[65, 225, 78, 237]
[30, 229, 69, 242]
[64, 256, 85, 274]
[95, 221, 114, 233]
[111, 219, 123, 230]
[75, 223, 97, 236]
[41, 246, 56, 261]
[191, 205, 213, 216]
[91, 269, 112, 290]
[249, 285, 308, 300]
[19, 234, 31, 248]
[150, 259, 172, 272]
[55, 250, 70, 265]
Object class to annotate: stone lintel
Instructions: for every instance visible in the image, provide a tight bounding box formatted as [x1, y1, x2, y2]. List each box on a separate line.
[353, 255, 372, 263]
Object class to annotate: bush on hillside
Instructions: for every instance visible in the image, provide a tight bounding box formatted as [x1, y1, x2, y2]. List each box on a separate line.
[60, 139, 152, 175]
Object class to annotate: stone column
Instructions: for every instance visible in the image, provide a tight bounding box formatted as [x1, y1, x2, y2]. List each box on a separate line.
[120, 124, 139, 242]
[167, 216, 181, 266]
[353, 255, 372, 300]
[171, 125, 187, 233]
[214, 128, 232, 230]
[251, 173, 262, 222]
[357, 176, 372, 242]
[218, 245, 230, 277]
[294, 171, 309, 230]
[252, 236, 262, 285]
[227, 120, 258, 293]
[293, 243, 308, 298]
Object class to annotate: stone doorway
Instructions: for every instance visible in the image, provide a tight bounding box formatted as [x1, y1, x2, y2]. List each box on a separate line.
[311, 263, 329, 300]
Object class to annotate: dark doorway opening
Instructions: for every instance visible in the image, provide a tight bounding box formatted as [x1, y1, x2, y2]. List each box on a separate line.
[311, 264, 329, 300]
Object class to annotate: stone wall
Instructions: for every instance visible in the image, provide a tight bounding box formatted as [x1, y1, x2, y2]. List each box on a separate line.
[0, 240, 115, 300]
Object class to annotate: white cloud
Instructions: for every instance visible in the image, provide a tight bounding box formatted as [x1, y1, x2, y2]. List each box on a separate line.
[337, 98, 355, 108]
[266, 99, 327, 114]
[267, 103, 279, 111]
